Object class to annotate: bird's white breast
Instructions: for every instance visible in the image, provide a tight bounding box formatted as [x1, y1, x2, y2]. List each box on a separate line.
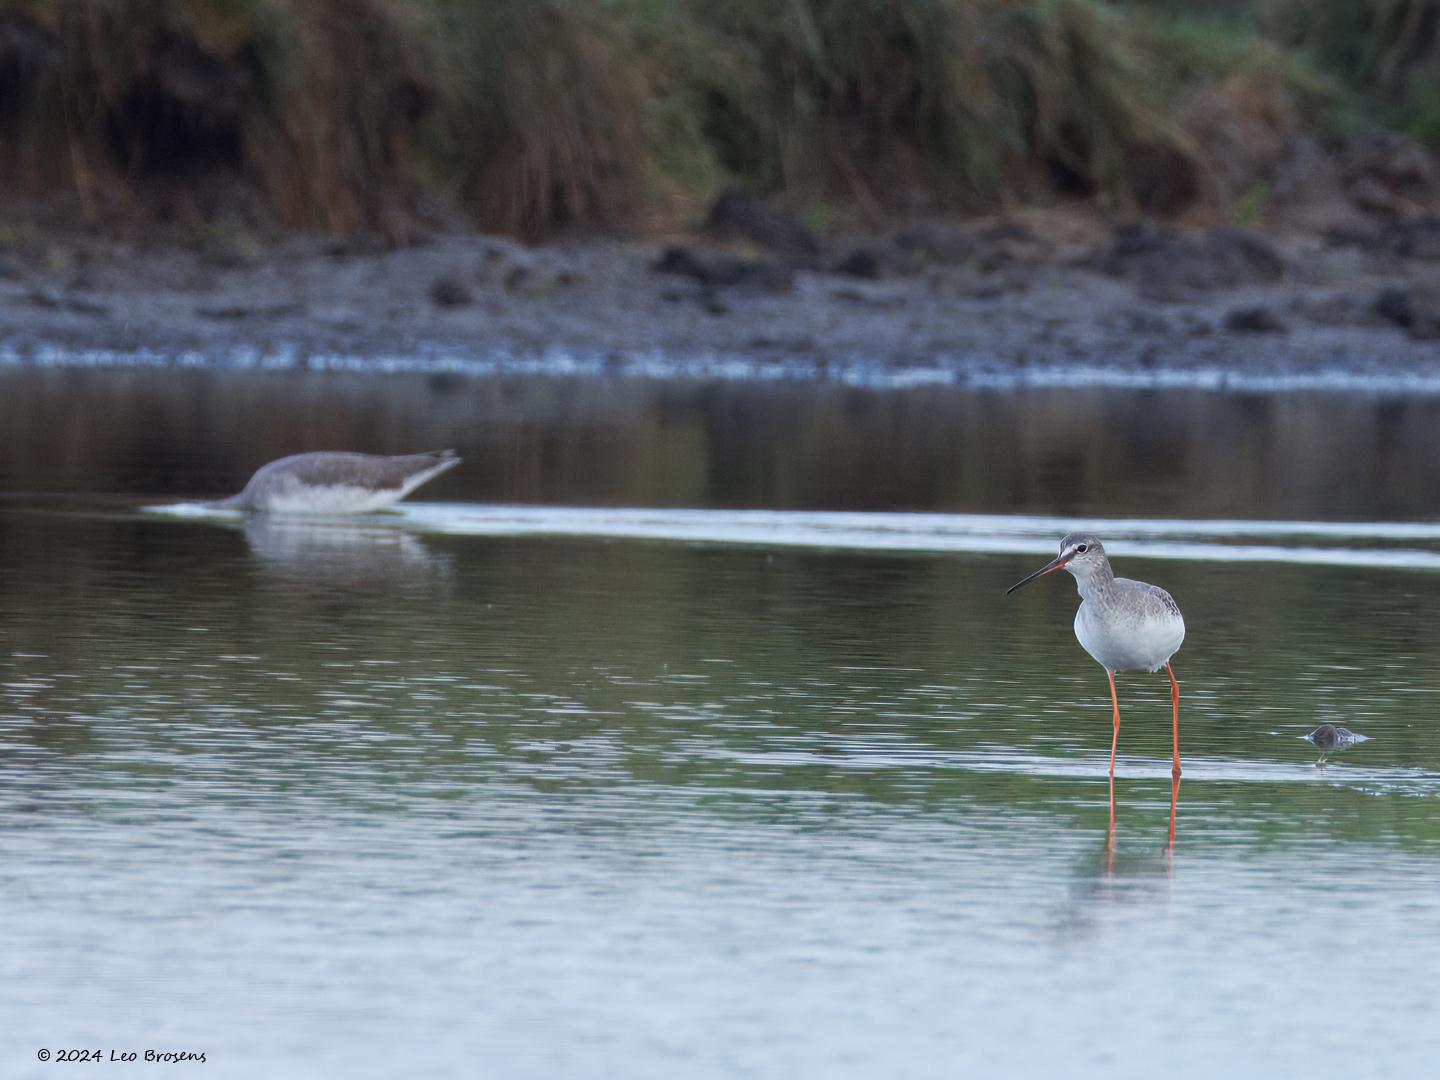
[1074, 600, 1185, 673]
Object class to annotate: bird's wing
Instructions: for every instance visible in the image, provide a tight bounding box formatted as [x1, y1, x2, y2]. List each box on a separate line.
[1114, 578, 1183, 620]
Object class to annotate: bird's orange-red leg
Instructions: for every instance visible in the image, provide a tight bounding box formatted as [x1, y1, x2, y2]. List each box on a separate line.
[1107, 669, 1121, 825]
[1166, 661, 1181, 779]
[1107, 669, 1122, 775]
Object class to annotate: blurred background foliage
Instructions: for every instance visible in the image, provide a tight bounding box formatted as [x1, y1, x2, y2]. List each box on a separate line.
[0, 0, 1436, 236]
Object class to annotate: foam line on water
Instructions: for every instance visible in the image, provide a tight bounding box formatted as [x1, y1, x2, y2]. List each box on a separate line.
[688, 741, 1436, 788]
[396, 507, 1440, 541]
[383, 505, 1440, 569]
[143, 501, 241, 519]
[138, 502, 1440, 569]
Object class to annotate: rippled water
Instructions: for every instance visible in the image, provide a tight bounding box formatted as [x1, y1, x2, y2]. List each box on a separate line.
[5, 370, 1440, 1079]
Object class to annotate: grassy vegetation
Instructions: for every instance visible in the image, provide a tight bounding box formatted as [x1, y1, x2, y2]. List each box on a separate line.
[0, 0, 1434, 237]
[1270, 0, 1440, 144]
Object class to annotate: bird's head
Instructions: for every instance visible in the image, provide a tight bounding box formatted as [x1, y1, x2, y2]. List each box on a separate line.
[1006, 533, 1107, 594]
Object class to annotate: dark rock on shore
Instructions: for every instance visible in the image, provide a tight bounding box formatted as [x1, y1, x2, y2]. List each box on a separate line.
[706, 189, 822, 261]
[830, 219, 1030, 279]
[429, 273, 473, 308]
[653, 246, 793, 292]
[1102, 220, 1174, 260]
[476, 237, 538, 290]
[1087, 223, 1286, 296]
[829, 244, 904, 280]
[894, 220, 984, 266]
[1224, 306, 1288, 334]
[1375, 285, 1440, 339]
[1384, 216, 1440, 261]
[26, 289, 109, 317]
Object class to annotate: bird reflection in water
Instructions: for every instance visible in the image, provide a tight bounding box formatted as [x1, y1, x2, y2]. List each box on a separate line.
[240, 517, 453, 584]
[1104, 774, 1181, 875]
[1054, 775, 1182, 943]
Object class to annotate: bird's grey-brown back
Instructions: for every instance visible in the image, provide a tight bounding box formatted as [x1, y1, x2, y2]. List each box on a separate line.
[214, 450, 461, 514]
[1107, 577, 1183, 621]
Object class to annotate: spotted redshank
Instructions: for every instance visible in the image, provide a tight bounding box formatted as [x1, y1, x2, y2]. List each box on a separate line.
[211, 450, 460, 515]
[1007, 534, 1186, 820]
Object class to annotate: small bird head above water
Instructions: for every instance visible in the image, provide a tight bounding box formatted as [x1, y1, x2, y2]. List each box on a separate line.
[1302, 723, 1370, 766]
[1006, 533, 1108, 594]
[1302, 724, 1369, 752]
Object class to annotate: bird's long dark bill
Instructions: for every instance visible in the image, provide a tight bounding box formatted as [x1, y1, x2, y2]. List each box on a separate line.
[1005, 555, 1068, 595]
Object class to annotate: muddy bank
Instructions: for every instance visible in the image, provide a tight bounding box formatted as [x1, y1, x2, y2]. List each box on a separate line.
[3, 191, 1440, 388]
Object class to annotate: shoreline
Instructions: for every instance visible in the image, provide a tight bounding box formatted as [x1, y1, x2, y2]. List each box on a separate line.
[3, 207, 1440, 394]
[9, 341, 1440, 396]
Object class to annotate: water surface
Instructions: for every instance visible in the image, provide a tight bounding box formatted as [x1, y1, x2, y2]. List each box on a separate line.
[4, 369, 1440, 1079]
[5, 366, 1440, 520]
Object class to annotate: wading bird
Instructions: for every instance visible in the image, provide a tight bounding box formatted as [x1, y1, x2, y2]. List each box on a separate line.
[1007, 534, 1185, 821]
[211, 450, 460, 515]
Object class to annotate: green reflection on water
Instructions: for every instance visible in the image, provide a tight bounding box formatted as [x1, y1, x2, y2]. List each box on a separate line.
[5, 510, 1440, 848]
[6, 504, 1440, 1079]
